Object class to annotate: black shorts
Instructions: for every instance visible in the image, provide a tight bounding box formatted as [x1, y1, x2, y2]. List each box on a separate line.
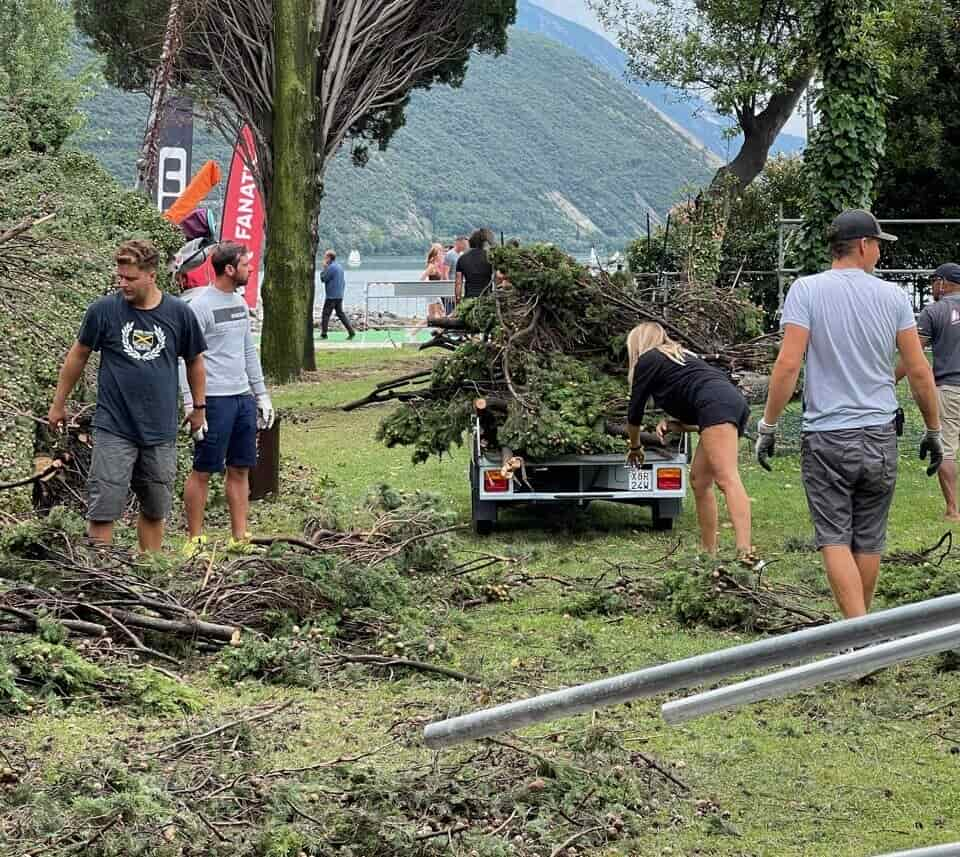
[697, 386, 751, 436]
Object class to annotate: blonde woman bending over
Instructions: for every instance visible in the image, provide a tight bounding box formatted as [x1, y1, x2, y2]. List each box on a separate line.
[626, 323, 753, 557]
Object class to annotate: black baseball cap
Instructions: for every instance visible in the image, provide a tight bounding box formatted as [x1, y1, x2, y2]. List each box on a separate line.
[933, 262, 960, 285]
[827, 209, 898, 242]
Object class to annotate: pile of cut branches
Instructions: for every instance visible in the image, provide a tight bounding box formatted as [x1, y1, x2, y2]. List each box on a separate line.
[0, 487, 463, 667]
[360, 244, 778, 463]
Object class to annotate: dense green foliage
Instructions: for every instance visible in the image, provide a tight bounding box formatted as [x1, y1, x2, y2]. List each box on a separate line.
[73, 30, 715, 255]
[873, 0, 960, 270]
[795, 0, 890, 272]
[0, 3, 181, 499]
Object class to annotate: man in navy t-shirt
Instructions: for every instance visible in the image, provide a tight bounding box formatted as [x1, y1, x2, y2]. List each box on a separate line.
[48, 239, 207, 552]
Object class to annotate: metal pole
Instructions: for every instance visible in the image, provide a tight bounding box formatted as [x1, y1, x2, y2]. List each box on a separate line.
[777, 205, 786, 312]
[870, 845, 960, 857]
[661, 623, 960, 725]
[422, 594, 960, 749]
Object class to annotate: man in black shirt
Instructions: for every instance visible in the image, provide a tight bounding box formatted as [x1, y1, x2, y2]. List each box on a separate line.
[455, 228, 494, 302]
[48, 240, 207, 552]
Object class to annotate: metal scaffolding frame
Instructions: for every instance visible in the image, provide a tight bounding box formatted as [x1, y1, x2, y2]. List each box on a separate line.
[776, 213, 960, 311]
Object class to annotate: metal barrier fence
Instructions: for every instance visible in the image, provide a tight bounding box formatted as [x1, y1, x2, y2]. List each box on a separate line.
[422, 593, 960, 748]
[362, 280, 456, 331]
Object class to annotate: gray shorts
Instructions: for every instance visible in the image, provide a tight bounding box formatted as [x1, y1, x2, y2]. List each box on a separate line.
[800, 423, 898, 554]
[87, 429, 177, 522]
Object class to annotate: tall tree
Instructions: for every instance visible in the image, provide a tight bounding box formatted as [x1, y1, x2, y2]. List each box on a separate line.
[75, 0, 515, 379]
[589, 0, 815, 191]
[589, 0, 815, 285]
[794, 0, 889, 272]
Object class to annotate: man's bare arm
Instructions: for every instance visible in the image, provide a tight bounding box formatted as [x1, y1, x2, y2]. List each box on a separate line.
[895, 335, 928, 382]
[898, 327, 940, 429]
[48, 343, 93, 428]
[184, 354, 206, 407]
[762, 324, 809, 425]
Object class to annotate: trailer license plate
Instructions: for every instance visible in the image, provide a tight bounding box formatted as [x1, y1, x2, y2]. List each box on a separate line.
[628, 468, 651, 492]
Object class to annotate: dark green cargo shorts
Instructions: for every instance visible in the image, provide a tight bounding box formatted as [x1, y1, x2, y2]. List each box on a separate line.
[800, 422, 898, 554]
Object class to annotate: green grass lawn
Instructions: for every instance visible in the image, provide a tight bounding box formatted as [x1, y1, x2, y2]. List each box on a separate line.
[3, 350, 959, 857]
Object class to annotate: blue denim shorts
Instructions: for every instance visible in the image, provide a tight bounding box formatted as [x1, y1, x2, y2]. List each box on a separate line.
[193, 394, 258, 473]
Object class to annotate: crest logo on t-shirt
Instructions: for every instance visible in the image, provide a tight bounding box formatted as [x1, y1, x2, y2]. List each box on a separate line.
[121, 322, 166, 361]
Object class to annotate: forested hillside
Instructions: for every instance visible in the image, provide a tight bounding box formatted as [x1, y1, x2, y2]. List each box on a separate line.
[514, 0, 806, 160]
[74, 28, 715, 254]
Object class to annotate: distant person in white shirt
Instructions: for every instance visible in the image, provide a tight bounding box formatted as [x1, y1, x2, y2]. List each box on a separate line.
[180, 242, 275, 557]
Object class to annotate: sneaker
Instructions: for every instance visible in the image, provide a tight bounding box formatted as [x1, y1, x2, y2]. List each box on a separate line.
[226, 534, 258, 555]
[182, 535, 209, 559]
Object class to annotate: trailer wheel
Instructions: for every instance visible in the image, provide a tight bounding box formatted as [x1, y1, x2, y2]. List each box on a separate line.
[651, 507, 674, 531]
[474, 519, 495, 536]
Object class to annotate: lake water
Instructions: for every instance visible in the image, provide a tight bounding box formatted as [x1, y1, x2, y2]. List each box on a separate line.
[318, 252, 596, 314]
[316, 256, 427, 312]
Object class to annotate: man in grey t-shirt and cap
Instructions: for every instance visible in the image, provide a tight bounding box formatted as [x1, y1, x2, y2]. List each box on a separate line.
[756, 209, 942, 618]
[896, 262, 960, 520]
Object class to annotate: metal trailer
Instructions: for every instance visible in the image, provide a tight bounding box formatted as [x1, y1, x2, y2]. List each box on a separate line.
[469, 421, 689, 535]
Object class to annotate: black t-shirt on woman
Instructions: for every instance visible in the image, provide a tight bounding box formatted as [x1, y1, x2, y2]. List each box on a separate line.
[627, 349, 743, 428]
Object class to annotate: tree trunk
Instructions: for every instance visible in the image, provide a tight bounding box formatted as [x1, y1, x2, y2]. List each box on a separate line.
[685, 71, 813, 288]
[301, 183, 324, 371]
[260, 0, 317, 383]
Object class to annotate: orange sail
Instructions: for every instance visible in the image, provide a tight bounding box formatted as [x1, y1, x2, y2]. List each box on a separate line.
[163, 160, 222, 225]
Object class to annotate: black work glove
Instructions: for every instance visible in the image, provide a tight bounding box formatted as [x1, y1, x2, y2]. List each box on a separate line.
[920, 429, 944, 477]
[755, 419, 777, 472]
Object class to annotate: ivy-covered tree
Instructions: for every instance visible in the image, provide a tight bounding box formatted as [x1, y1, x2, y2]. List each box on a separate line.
[588, 0, 815, 286]
[75, 0, 516, 380]
[794, 0, 889, 272]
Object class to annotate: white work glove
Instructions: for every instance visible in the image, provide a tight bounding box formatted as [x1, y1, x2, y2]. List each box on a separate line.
[182, 408, 208, 442]
[256, 393, 275, 430]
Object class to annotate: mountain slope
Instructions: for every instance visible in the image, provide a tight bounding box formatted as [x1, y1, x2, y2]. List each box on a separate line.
[515, 0, 806, 159]
[73, 29, 715, 253]
[318, 29, 714, 253]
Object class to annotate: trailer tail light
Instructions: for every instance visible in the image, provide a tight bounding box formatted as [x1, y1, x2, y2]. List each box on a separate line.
[657, 467, 682, 491]
[483, 470, 510, 492]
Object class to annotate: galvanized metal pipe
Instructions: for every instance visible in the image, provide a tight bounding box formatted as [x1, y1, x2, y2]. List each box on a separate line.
[661, 623, 960, 724]
[870, 844, 960, 857]
[423, 594, 960, 748]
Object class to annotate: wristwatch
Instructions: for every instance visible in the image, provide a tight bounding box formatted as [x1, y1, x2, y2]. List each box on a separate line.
[192, 403, 207, 410]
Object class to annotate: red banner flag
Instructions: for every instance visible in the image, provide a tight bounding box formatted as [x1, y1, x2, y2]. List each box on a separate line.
[220, 126, 265, 310]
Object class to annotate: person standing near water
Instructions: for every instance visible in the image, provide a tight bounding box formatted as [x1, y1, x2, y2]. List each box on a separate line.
[320, 250, 355, 340]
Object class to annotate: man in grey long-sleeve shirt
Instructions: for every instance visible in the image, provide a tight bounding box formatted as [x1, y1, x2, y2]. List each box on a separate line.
[180, 242, 274, 555]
